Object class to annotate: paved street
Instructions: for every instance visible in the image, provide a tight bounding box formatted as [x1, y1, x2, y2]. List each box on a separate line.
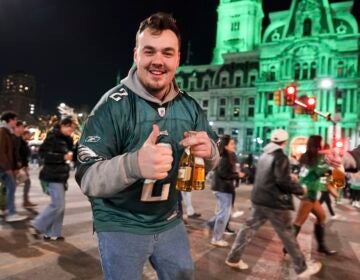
[1, 167, 360, 280]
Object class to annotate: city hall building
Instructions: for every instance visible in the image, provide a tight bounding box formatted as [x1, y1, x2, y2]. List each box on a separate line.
[176, 0, 360, 156]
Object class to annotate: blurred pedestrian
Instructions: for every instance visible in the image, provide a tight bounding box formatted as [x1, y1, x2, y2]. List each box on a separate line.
[30, 117, 75, 241]
[0, 111, 27, 222]
[293, 135, 337, 255]
[206, 135, 243, 247]
[14, 122, 37, 208]
[349, 171, 360, 208]
[226, 129, 321, 278]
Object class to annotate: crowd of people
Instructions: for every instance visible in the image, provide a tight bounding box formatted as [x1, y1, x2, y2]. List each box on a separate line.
[1, 12, 360, 280]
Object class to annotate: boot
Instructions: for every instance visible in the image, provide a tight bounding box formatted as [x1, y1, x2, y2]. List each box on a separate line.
[314, 224, 337, 255]
[283, 224, 301, 255]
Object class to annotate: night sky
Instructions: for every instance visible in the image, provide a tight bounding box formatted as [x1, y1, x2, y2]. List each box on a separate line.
[0, 0, 359, 113]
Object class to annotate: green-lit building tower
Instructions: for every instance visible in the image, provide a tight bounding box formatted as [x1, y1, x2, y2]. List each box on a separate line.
[256, 0, 360, 156]
[176, 0, 360, 155]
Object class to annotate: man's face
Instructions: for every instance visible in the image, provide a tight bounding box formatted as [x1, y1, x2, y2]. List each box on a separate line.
[134, 28, 180, 98]
[8, 118, 17, 130]
[14, 125, 24, 137]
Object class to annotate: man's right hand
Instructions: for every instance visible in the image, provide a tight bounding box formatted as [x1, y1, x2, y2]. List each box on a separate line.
[138, 124, 173, 180]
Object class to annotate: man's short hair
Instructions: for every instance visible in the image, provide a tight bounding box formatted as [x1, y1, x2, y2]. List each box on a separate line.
[1, 111, 18, 123]
[16, 120, 25, 127]
[60, 116, 74, 126]
[135, 12, 181, 48]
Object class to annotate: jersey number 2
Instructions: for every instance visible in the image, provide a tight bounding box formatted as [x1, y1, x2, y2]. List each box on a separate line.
[140, 180, 170, 202]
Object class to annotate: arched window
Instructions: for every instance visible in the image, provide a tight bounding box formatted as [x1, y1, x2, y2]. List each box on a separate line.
[176, 77, 184, 89]
[310, 62, 316, 79]
[202, 75, 211, 90]
[302, 63, 308, 80]
[233, 70, 243, 87]
[219, 71, 229, 87]
[270, 66, 276, 81]
[294, 63, 300, 80]
[337, 61, 344, 77]
[303, 18, 312, 36]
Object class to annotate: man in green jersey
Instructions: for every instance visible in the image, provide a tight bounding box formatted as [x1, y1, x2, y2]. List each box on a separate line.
[75, 12, 219, 280]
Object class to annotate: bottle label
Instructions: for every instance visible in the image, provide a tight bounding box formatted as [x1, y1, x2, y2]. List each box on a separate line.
[178, 167, 192, 181]
[194, 157, 204, 166]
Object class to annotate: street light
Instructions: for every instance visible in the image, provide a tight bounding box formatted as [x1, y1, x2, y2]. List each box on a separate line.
[318, 78, 333, 90]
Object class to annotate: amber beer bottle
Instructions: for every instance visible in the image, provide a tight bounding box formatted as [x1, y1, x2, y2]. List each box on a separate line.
[176, 147, 193, 192]
[192, 154, 205, 190]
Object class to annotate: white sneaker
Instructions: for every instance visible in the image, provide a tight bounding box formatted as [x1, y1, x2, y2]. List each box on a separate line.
[5, 213, 27, 222]
[356, 201, 360, 209]
[210, 239, 229, 247]
[297, 261, 322, 278]
[330, 214, 340, 220]
[225, 259, 249, 270]
[351, 201, 356, 207]
[231, 211, 244, 218]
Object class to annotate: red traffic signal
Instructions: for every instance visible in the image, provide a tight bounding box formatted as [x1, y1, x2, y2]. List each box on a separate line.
[306, 96, 316, 114]
[285, 85, 297, 106]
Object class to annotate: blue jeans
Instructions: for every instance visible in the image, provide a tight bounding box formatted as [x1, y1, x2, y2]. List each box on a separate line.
[207, 192, 232, 241]
[32, 182, 65, 237]
[0, 171, 16, 215]
[227, 204, 307, 274]
[97, 222, 194, 280]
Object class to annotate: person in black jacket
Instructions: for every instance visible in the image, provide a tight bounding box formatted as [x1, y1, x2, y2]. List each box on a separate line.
[206, 135, 243, 248]
[30, 117, 74, 241]
[226, 129, 322, 278]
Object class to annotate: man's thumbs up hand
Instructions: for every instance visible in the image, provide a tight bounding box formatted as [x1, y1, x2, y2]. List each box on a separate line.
[138, 125, 173, 180]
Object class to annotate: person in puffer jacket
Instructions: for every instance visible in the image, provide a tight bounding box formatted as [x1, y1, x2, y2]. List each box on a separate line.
[29, 117, 75, 241]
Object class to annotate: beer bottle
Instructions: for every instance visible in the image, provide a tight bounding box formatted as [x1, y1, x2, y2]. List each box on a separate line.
[192, 155, 205, 190]
[176, 147, 193, 192]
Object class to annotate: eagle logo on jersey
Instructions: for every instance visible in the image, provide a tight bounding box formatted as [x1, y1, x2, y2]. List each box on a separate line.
[85, 136, 101, 143]
[78, 145, 106, 163]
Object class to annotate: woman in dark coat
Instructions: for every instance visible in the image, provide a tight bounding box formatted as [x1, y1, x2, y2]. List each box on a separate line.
[30, 117, 75, 241]
[206, 135, 243, 247]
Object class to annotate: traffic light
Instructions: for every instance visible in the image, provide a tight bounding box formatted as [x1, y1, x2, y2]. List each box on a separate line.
[274, 89, 282, 106]
[306, 96, 316, 114]
[311, 113, 318, 121]
[285, 85, 297, 106]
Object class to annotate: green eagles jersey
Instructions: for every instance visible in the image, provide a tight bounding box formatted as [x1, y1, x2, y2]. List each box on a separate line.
[76, 84, 218, 234]
[298, 156, 330, 200]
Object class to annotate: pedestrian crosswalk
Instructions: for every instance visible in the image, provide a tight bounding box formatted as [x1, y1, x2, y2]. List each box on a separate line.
[1, 171, 360, 279]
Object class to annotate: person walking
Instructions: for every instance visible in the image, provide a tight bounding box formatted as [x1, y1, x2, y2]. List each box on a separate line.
[293, 135, 337, 255]
[206, 135, 243, 247]
[0, 111, 27, 222]
[226, 129, 321, 278]
[30, 117, 75, 241]
[13, 121, 37, 208]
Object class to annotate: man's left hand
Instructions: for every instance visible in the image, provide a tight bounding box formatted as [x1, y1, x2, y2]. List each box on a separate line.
[179, 131, 212, 159]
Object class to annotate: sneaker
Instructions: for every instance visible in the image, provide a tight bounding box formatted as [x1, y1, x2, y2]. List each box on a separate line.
[225, 259, 249, 270]
[231, 211, 244, 218]
[210, 239, 229, 247]
[224, 227, 236, 236]
[188, 212, 201, 219]
[5, 213, 27, 222]
[330, 214, 340, 220]
[29, 225, 42, 239]
[355, 201, 360, 209]
[43, 236, 65, 241]
[297, 261, 322, 278]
